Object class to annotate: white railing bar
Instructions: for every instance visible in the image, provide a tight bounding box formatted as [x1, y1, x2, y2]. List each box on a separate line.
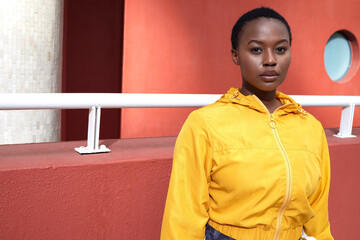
[290, 95, 360, 107]
[0, 93, 221, 109]
[0, 93, 359, 154]
[0, 93, 360, 109]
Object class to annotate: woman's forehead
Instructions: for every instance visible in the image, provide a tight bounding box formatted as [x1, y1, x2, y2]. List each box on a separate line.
[239, 18, 290, 43]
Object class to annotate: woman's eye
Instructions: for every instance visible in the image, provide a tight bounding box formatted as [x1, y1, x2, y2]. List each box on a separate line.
[251, 48, 262, 54]
[276, 47, 287, 53]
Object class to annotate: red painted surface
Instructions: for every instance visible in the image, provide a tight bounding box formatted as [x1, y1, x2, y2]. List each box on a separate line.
[0, 129, 359, 239]
[62, 0, 124, 141]
[0, 137, 175, 239]
[122, 0, 360, 138]
[327, 130, 360, 239]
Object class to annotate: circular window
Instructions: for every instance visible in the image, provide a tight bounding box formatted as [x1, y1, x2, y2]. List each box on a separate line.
[324, 31, 359, 82]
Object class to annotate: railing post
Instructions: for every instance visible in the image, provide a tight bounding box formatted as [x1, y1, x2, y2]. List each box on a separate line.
[335, 103, 356, 138]
[88, 106, 97, 150]
[75, 106, 111, 154]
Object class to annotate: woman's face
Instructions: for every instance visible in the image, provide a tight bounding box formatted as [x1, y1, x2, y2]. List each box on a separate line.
[231, 17, 291, 92]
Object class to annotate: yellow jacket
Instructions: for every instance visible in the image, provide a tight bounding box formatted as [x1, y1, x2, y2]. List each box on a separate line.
[161, 88, 333, 240]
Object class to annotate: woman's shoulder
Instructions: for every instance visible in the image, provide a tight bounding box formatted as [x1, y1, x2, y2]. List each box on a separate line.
[189, 100, 239, 122]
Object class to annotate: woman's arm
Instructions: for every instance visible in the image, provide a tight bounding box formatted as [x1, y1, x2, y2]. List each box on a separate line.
[303, 129, 334, 240]
[161, 111, 212, 240]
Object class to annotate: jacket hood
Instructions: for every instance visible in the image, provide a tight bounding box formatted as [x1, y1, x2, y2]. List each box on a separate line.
[217, 87, 306, 115]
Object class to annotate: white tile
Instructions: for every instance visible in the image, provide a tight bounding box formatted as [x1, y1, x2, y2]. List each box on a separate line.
[0, 0, 63, 145]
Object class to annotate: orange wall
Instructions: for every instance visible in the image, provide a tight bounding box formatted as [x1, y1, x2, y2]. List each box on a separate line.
[122, 0, 360, 138]
[0, 129, 359, 239]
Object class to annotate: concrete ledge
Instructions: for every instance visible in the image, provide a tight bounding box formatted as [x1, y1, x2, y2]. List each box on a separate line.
[0, 137, 175, 239]
[0, 129, 359, 239]
[326, 128, 360, 240]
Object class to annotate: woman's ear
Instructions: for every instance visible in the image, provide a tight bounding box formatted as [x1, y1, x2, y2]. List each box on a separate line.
[231, 49, 240, 65]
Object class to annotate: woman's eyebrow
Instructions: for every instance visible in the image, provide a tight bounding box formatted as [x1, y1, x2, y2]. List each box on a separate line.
[247, 39, 289, 45]
[276, 39, 289, 44]
[247, 40, 263, 45]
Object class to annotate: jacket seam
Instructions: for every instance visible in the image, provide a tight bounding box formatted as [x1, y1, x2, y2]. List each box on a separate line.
[213, 147, 319, 157]
[286, 148, 321, 159]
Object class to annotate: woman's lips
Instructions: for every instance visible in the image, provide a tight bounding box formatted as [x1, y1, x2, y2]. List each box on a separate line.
[260, 70, 279, 82]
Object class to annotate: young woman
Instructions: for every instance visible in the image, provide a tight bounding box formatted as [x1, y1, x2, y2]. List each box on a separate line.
[161, 7, 333, 240]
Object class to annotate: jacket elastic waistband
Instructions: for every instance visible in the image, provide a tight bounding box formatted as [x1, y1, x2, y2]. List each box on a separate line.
[208, 220, 302, 240]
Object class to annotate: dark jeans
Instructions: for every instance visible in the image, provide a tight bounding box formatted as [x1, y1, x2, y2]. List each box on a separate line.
[205, 224, 235, 240]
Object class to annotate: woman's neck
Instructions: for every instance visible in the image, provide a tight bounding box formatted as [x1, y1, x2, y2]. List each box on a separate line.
[240, 83, 282, 113]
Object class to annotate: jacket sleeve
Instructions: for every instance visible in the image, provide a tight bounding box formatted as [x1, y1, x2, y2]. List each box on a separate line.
[160, 111, 212, 240]
[303, 129, 334, 240]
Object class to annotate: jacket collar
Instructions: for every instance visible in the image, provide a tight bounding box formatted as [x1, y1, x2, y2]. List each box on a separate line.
[217, 87, 307, 115]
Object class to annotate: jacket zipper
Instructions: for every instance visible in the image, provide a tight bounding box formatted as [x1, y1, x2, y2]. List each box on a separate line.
[254, 98, 293, 240]
[270, 113, 292, 240]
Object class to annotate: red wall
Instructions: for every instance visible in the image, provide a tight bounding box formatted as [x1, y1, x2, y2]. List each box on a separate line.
[62, 0, 124, 141]
[0, 128, 359, 239]
[61, 1, 360, 140]
[122, 0, 360, 138]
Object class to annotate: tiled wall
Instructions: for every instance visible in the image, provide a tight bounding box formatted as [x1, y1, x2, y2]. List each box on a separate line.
[0, 0, 63, 144]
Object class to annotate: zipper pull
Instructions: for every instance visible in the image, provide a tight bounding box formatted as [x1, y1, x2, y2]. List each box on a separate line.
[269, 114, 277, 129]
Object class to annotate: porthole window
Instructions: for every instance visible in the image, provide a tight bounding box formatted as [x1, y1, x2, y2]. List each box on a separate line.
[324, 31, 359, 82]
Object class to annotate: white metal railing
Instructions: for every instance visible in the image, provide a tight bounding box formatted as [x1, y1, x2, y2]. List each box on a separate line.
[0, 93, 359, 154]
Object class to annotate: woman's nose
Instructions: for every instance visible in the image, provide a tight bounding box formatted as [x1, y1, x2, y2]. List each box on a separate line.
[263, 50, 277, 66]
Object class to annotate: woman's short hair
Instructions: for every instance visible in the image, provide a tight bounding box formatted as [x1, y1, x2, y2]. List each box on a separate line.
[231, 7, 292, 49]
